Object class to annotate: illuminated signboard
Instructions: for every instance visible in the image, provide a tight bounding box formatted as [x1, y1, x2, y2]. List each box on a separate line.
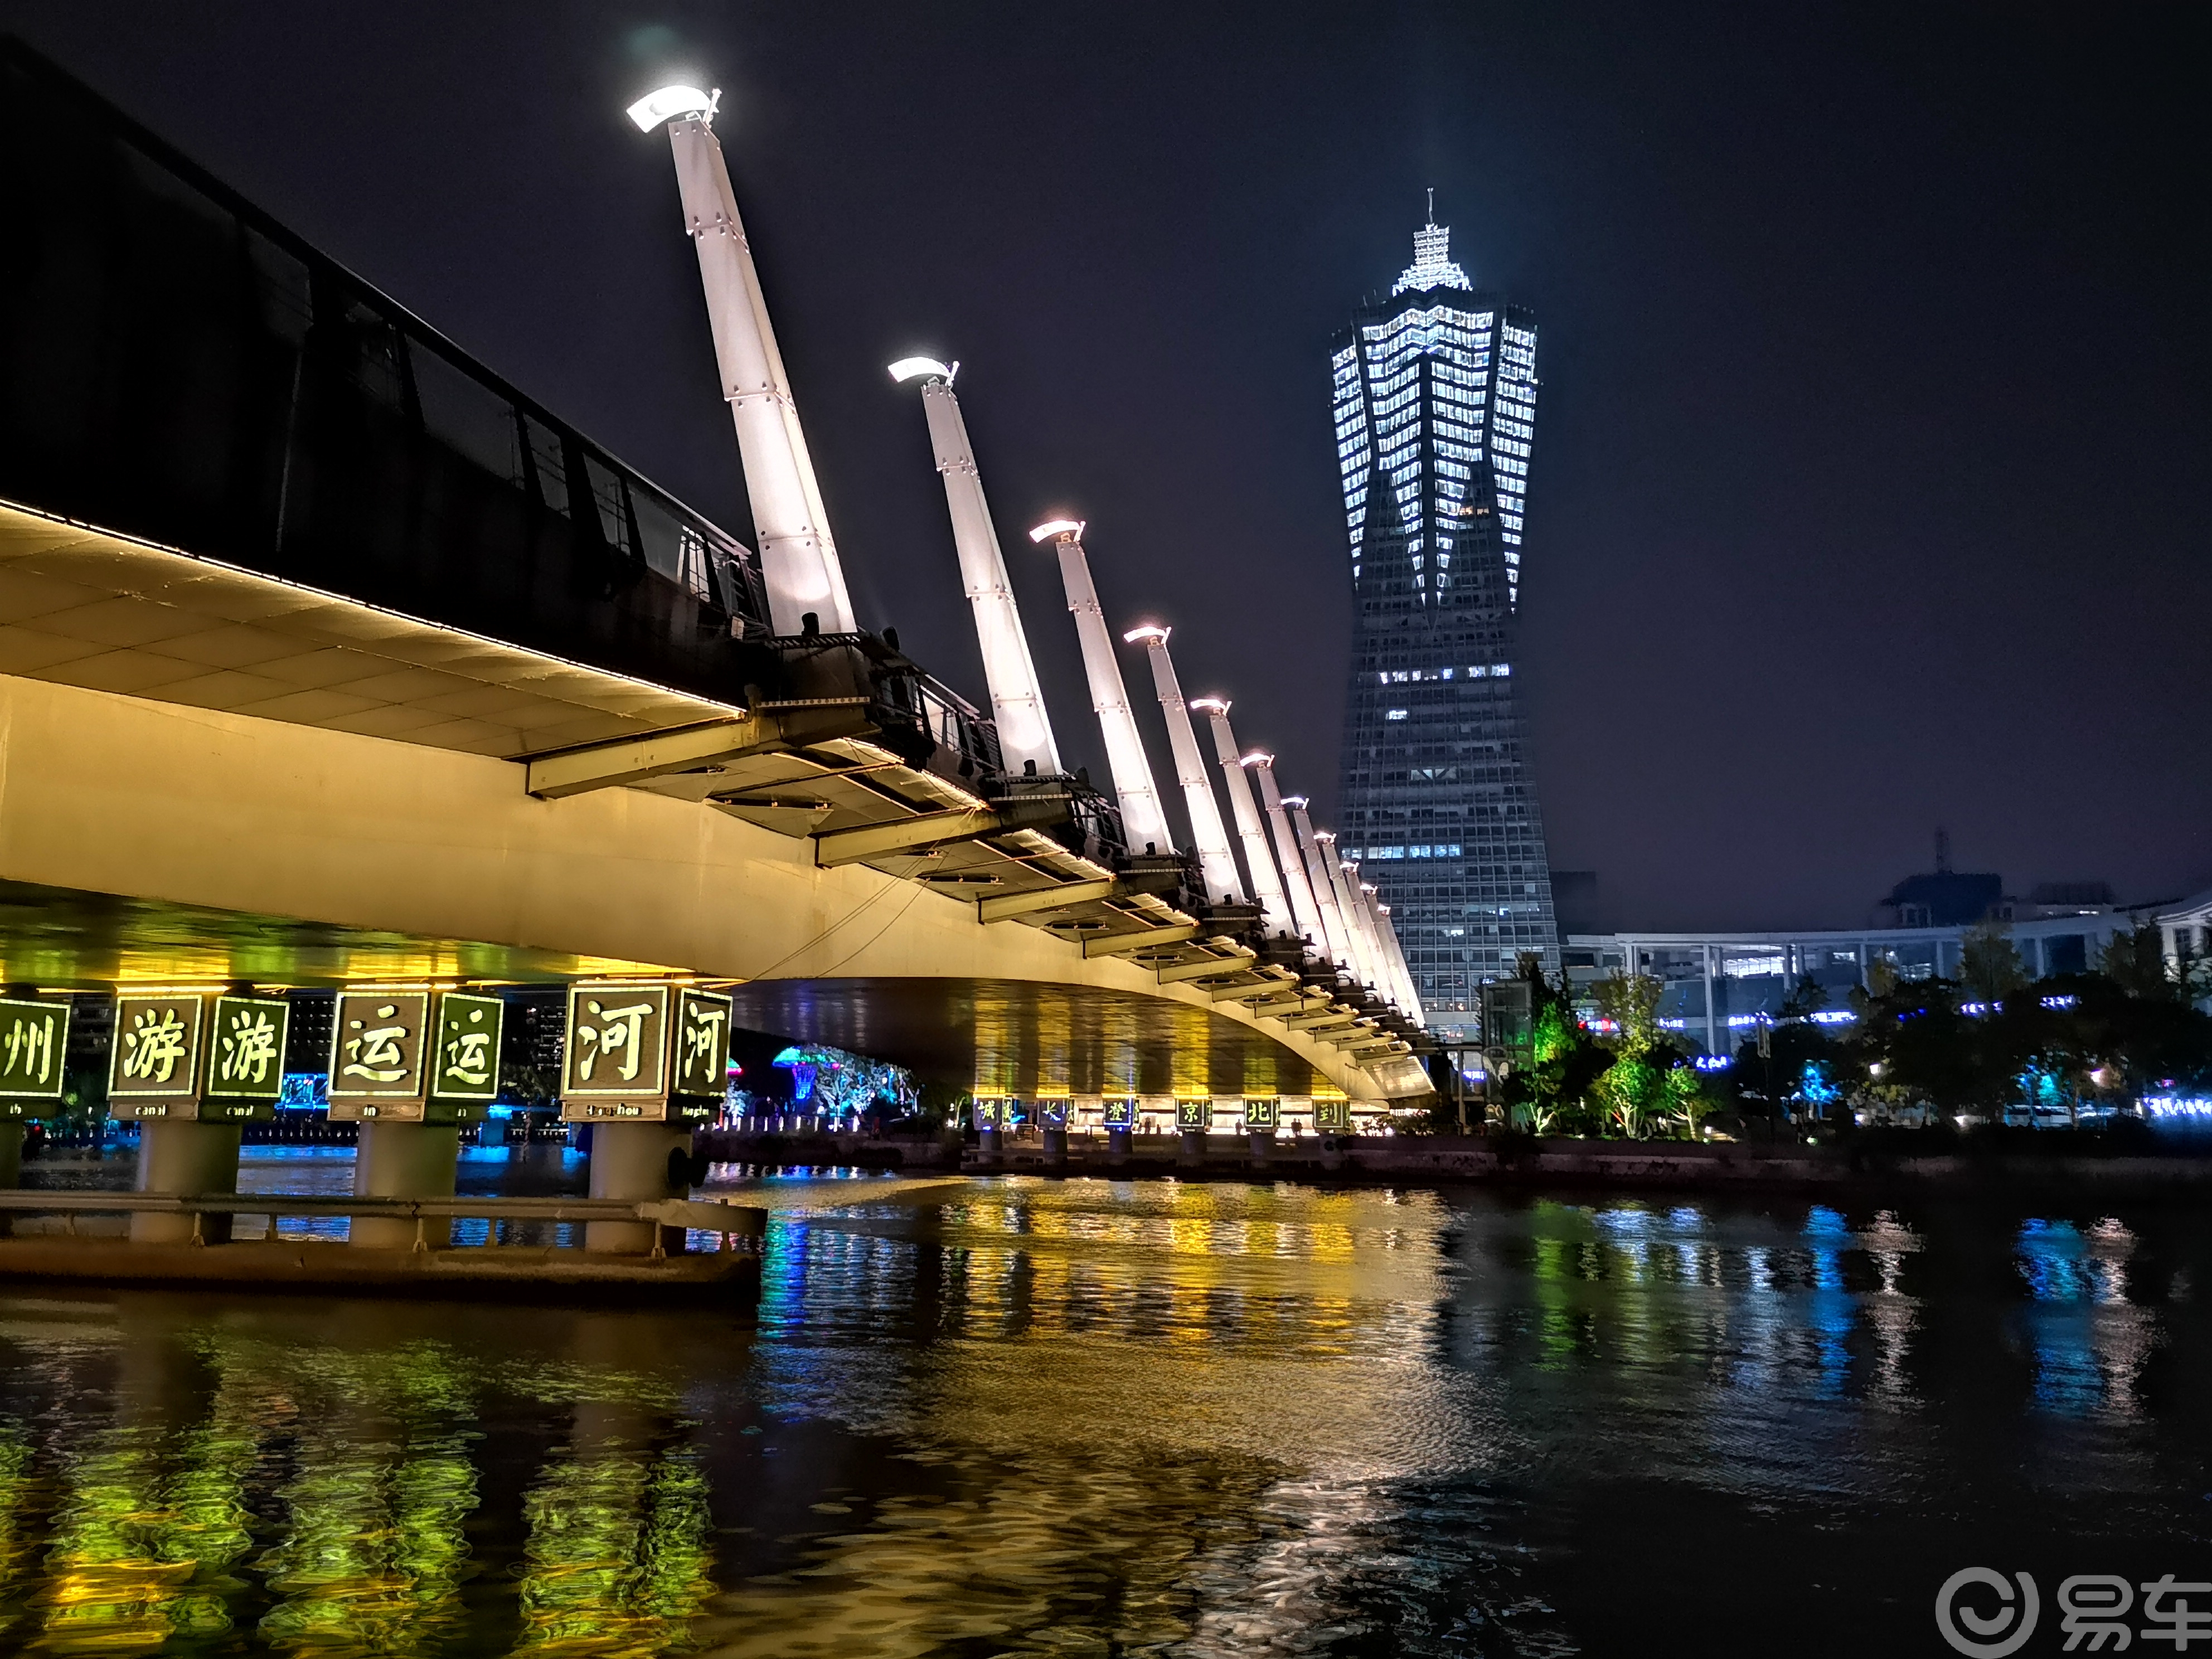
[1175, 1099, 1211, 1131]
[1243, 1097, 1280, 1129]
[203, 996, 292, 1115]
[109, 994, 207, 1107]
[0, 997, 70, 1117]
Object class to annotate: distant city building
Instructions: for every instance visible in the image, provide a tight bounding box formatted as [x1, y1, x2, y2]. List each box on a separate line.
[1332, 209, 1559, 1038]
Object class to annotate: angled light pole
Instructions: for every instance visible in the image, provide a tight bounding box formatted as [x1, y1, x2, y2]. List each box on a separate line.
[1285, 797, 1358, 973]
[628, 83, 855, 636]
[1029, 520, 1173, 855]
[1124, 626, 1243, 906]
[888, 357, 1059, 775]
[1191, 700, 1293, 937]
[1245, 752, 1330, 952]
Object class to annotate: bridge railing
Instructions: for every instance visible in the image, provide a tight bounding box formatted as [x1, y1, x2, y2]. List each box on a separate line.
[0, 37, 777, 706]
[0, 1190, 769, 1253]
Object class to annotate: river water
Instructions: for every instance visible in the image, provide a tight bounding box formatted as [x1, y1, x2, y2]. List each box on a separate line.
[3, 1154, 2210, 1655]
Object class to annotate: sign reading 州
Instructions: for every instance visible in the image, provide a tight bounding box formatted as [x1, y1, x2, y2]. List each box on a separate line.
[0, 997, 70, 1114]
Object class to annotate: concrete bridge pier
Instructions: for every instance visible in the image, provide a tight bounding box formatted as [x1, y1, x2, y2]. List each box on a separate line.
[977, 1126, 1003, 1164]
[1177, 1130, 1207, 1168]
[1248, 1128, 1274, 1165]
[585, 1123, 692, 1254]
[351, 1122, 460, 1249]
[132, 1121, 241, 1244]
[1042, 1128, 1068, 1168]
[0, 1122, 21, 1236]
[1105, 1128, 1131, 1165]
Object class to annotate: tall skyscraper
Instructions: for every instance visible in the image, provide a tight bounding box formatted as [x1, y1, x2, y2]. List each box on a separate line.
[1331, 210, 1559, 1038]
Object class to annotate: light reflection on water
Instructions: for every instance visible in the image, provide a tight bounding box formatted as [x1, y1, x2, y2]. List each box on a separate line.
[1, 1178, 2210, 1654]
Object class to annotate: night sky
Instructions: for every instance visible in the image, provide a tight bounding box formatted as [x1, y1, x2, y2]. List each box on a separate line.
[10, 2, 2205, 933]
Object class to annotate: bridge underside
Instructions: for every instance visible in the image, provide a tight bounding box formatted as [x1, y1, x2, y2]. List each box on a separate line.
[722, 977, 1325, 1096]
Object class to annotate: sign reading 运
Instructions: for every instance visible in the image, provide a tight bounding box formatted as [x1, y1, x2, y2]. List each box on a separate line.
[0, 998, 70, 1112]
[329, 991, 430, 1103]
[430, 992, 504, 1105]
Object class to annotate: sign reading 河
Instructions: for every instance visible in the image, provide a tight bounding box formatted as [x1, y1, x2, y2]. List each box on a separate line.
[0, 997, 70, 1113]
[671, 988, 731, 1101]
[562, 982, 734, 1123]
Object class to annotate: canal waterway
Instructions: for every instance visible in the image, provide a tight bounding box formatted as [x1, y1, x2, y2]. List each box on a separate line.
[3, 1154, 2210, 1654]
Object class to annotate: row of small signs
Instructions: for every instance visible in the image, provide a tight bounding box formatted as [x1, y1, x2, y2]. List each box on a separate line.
[0, 982, 733, 1126]
[970, 1098, 1356, 1131]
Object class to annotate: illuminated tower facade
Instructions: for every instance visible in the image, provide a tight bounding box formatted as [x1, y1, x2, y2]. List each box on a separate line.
[1332, 212, 1558, 1037]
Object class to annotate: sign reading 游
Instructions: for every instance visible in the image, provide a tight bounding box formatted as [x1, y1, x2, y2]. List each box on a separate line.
[202, 996, 292, 1117]
[327, 991, 430, 1120]
[108, 994, 208, 1117]
[429, 992, 504, 1106]
[1243, 1097, 1280, 1129]
[0, 997, 71, 1115]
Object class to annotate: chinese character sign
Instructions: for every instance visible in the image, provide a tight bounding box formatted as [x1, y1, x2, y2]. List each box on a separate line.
[672, 989, 731, 1099]
[430, 992, 503, 1103]
[1102, 1098, 1136, 1129]
[564, 983, 670, 1098]
[1175, 1099, 1211, 1130]
[1314, 1099, 1352, 1132]
[205, 996, 291, 1102]
[327, 991, 429, 1101]
[109, 996, 206, 1099]
[0, 998, 70, 1100]
[1243, 1097, 1280, 1129]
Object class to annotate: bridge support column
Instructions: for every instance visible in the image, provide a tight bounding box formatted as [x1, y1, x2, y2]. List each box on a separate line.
[585, 1123, 691, 1254]
[132, 1121, 241, 1244]
[0, 1122, 21, 1238]
[351, 1123, 459, 1250]
[1177, 1130, 1207, 1168]
[977, 1126, 1003, 1164]
[1248, 1129, 1274, 1165]
[1042, 1128, 1067, 1169]
[1106, 1128, 1131, 1166]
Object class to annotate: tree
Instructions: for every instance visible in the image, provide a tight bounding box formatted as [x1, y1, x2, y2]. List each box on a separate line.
[1961, 921, 2028, 1001]
[2101, 923, 2177, 1001]
[1493, 955, 1614, 1133]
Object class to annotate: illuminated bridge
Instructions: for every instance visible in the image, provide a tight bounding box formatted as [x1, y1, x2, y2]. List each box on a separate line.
[0, 42, 1432, 1259]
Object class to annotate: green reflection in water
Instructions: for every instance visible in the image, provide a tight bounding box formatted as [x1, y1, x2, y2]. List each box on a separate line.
[28, 1338, 261, 1655]
[254, 1342, 479, 1655]
[513, 1429, 715, 1657]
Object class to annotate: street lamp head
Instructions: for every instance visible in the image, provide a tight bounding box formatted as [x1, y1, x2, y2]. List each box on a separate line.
[1189, 696, 1229, 715]
[1239, 750, 1273, 768]
[1281, 794, 1308, 809]
[1029, 518, 1084, 544]
[888, 356, 956, 385]
[627, 85, 717, 132]
[1122, 624, 1170, 646]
